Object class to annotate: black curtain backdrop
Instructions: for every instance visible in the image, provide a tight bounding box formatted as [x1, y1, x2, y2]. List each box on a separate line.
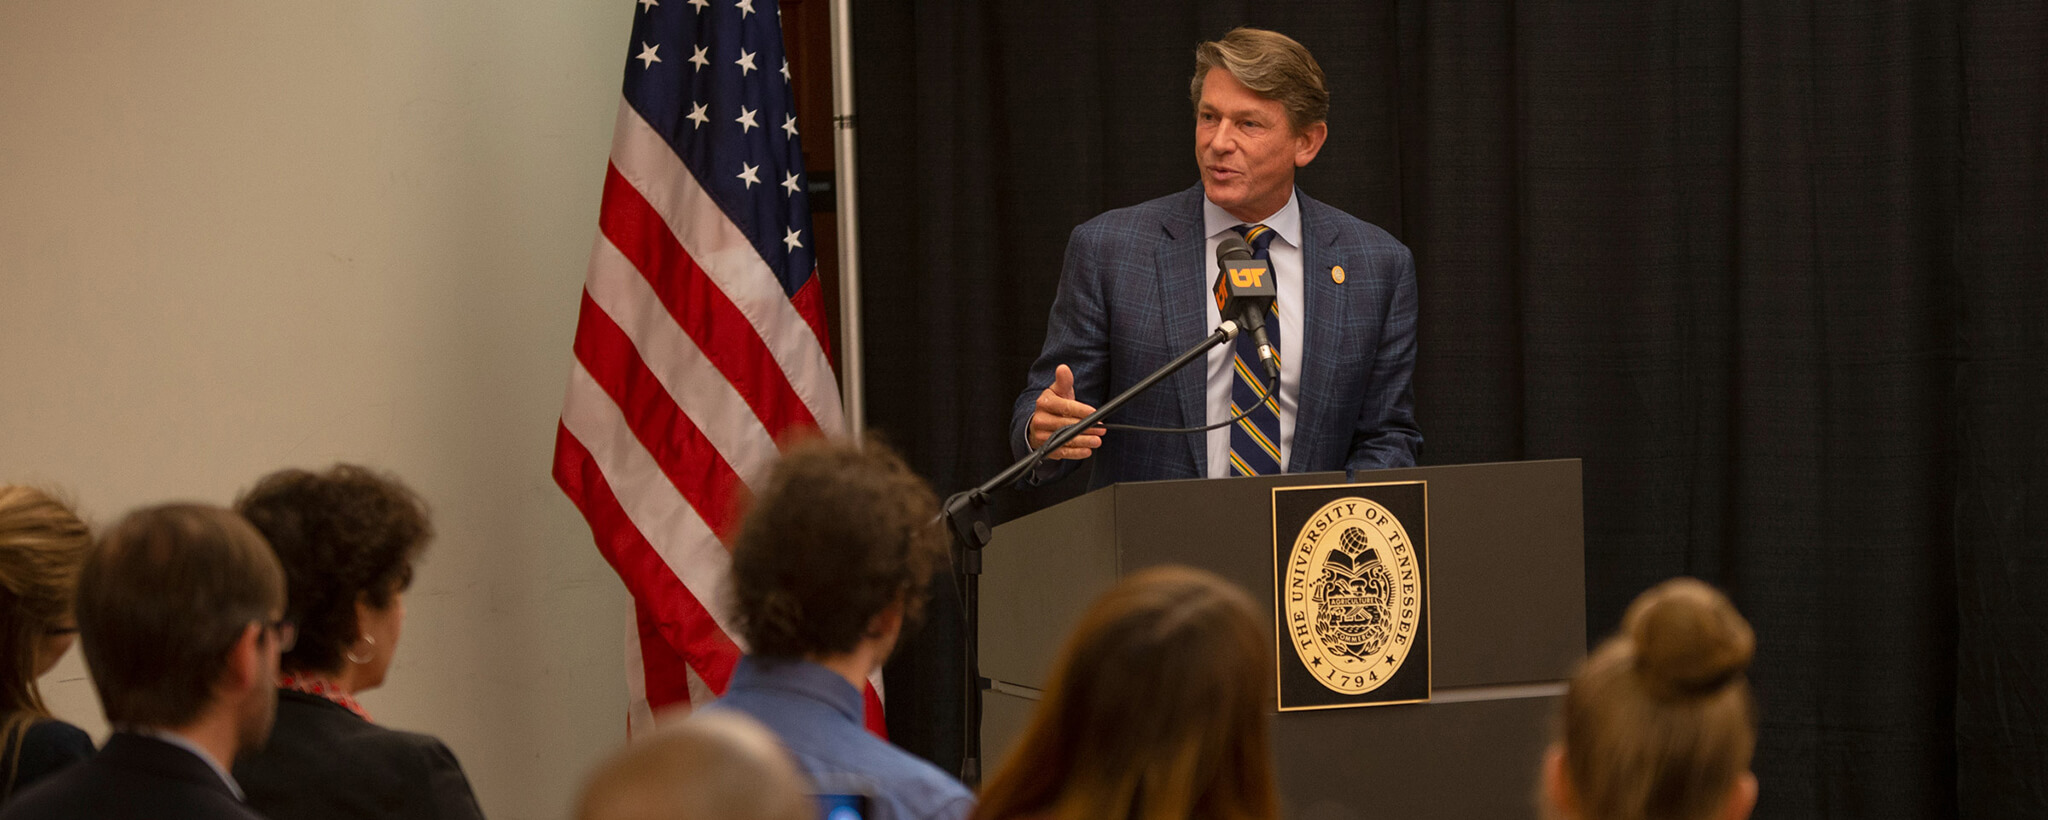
[852, 2, 2046, 817]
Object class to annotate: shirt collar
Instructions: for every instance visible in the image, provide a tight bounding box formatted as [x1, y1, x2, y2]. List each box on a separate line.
[125, 726, 245, 800]
[727, 656, 864, 724]
[1204, 187, 1302, 250]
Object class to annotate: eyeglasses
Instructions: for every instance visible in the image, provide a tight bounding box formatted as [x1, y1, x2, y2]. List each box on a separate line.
[264, 619, 298, 653]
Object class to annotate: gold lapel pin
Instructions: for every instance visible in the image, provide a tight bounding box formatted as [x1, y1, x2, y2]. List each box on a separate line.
[1331, 265, 1346, 284]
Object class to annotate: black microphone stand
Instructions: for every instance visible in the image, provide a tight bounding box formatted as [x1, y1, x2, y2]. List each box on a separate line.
[940, 319, 1241, 786]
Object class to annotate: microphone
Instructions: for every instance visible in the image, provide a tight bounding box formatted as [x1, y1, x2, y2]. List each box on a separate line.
[1213, 235, 1279, 378]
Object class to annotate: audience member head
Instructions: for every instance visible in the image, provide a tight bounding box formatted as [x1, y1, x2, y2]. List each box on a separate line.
[0, 487, 92, 727]
[235, 464, 431, 694]
[974, 565, 1279, 820]
[79, 503, 287, 755]
[730, 437, 945, 678]
[576, 711, 812, 820]
[1545, 577, 1758, 820]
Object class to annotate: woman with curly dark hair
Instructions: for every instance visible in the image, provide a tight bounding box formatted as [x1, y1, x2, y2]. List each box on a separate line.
[0, 486, 94, 803]
[229, 464, 484, 820]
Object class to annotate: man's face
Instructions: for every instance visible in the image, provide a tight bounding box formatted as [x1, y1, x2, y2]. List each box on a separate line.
[1195, 67, 1327, 224]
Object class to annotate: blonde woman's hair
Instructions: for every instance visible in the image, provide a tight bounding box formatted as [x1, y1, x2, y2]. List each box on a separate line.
[1190, 27, 1330, 131]
[0, 487, 91, 730]
[973, 565, 1279, 820]
[1557, 577, 1757, 820]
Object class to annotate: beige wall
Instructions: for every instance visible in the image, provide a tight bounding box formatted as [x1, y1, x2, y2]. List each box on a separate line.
[0, 1, 635, 817]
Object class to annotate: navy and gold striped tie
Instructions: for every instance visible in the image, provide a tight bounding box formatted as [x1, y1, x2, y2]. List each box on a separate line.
[1227, 224, 1282, 476]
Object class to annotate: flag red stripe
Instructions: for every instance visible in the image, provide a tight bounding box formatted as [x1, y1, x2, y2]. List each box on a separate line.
[789, 270, 834, 366]
[572, 293, 748, 542]
[635, 598, 695, 713]
[862, 682, 889, 739]
[599, 164, 819, 443]
[554, 423, 740, 691]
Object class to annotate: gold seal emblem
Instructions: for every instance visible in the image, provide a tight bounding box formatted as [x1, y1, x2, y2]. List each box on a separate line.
[1282, 497, 1421, 695]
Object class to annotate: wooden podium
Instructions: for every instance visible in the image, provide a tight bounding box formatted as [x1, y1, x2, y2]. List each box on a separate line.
[979, 459, 1584, 820]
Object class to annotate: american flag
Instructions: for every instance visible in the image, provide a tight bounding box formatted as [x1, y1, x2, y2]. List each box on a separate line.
[553, 0, 879, 734]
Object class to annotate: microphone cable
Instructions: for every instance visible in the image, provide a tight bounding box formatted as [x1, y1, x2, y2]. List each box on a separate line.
[1093, 364, 1279, 434]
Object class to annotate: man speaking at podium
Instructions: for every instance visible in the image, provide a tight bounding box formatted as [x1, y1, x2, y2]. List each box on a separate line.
[1010, 28, 1421, 489]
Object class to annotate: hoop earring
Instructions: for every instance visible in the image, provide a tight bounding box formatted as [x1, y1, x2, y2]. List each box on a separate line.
[346, 634, 376, 665]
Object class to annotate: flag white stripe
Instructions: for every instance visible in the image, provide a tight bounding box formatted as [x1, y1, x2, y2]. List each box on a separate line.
[609, 99, 844, 435]
[686, 665, 715, 711]
[624, 611, 656, 738]
[585, 235, 781, 487]
[561, 363, 740, 641]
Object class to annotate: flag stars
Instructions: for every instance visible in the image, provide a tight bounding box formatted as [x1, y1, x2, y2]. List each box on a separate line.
[781, 114, 799, 139]
[736, 106, 759, 133]
[781, 171, 801, 196]
[738, 163, 761, 189]
[780, 59, 791, 82]
[783, 228, 803, 252]
[736, 0, 755, 17]
[689, 45, 710, 70]
[638, 0, 657, 10]
[635, 42, 661, 69]
[688, 0, 708, 10]
[685, 101, 710, 129]
[735, 48, 758, 76]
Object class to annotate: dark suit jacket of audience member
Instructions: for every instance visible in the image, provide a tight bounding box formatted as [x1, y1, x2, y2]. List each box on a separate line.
[0, 717, 93, 804]
[234, 689, 486, 820]
[0, 732, 263, 820]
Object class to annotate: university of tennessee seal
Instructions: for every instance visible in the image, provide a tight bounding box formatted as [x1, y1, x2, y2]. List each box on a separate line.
[1282, 496, 1421, 695]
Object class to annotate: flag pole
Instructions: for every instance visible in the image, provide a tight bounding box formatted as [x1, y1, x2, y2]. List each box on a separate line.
[828, 0, 865, 437]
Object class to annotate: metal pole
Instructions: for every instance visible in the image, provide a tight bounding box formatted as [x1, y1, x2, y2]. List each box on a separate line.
[827, 0, 865, 436]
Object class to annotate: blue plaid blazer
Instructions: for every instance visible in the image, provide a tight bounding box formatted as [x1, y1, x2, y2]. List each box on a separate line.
[1010, 185, 1421, 489]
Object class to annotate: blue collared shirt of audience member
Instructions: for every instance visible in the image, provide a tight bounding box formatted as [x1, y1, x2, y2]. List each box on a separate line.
[704, 656, 973, 820]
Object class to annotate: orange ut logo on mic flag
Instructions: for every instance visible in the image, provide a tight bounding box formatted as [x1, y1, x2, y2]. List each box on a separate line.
[1215, 264, 1271, 309]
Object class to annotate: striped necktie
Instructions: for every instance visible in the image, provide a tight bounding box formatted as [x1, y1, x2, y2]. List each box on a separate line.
[1227, 224, 1282, 476]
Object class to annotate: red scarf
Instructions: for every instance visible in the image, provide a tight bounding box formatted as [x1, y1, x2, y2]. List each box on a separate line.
[278, 673, 372, 722]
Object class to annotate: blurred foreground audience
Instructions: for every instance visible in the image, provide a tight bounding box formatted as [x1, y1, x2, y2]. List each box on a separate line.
[0, 488, 94, 802]
[0, 504, 286, 820]
[231, 465, 484, 820]
[972, 565, 1279, 820]
[705, 437, 973, 820]
[1543, 577, 1758, 820]
[577, 711, 811, 820]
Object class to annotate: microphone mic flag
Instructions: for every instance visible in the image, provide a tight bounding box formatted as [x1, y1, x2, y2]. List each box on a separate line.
[1213, 235, 1275, 333]
[1212, 234, 1280, 378]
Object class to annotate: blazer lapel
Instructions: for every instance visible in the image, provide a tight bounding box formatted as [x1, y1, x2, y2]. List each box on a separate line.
[1155, 188, 1210, 476]
[1290, 194, 1345, 473]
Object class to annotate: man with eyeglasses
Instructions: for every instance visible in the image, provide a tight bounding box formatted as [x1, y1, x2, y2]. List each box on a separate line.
[0, 503, 289, 820]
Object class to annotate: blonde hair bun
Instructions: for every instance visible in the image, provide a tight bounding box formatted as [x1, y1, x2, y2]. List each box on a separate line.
[1623, 577, 1755, 700]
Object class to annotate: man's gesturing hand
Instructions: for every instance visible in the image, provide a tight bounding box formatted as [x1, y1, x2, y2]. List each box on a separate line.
[1028, 365, 1106, 460]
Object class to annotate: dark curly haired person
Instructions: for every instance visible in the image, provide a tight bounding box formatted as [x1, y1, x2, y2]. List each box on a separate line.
[229, 465, 484, 820]
[701, 437, 971, 820]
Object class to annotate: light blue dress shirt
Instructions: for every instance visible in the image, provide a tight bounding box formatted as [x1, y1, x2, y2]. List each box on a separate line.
[704, 657, 974, 820]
